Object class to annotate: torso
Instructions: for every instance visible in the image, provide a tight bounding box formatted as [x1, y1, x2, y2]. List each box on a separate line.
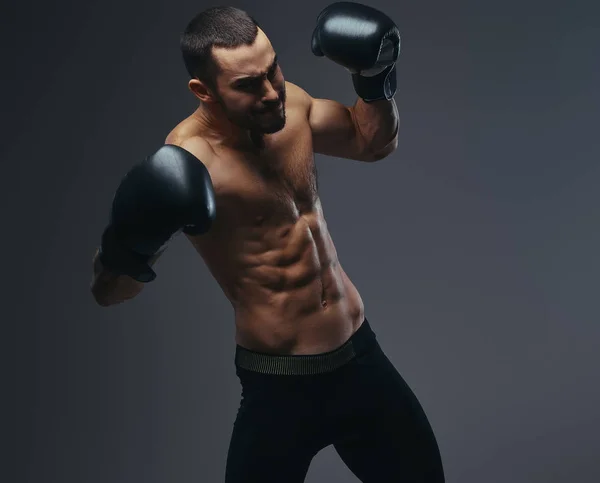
[166, 82, 364, 354]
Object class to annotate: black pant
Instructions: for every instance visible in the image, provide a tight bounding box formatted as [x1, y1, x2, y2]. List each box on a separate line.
[225, 319, 445, 483]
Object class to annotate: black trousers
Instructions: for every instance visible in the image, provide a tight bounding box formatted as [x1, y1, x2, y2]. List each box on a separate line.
[225, 319, 445, 483]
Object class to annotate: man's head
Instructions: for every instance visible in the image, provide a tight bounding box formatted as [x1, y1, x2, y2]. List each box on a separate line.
[181, 7, 286, 134]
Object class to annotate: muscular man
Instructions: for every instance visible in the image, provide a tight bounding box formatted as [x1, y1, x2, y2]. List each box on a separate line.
[91, 3, 445, 482]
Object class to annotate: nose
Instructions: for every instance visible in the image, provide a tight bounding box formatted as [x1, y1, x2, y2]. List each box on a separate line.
[261, 80, 279, 103]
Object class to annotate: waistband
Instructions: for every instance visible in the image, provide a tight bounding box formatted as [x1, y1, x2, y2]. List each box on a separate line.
[234, 318, 376, 376]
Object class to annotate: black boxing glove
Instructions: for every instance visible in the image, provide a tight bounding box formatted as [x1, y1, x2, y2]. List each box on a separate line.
[311, 2, 401, 102]
[98, 144, 216, 282]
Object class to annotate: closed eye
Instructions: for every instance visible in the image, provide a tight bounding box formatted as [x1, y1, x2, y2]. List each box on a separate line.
[236, 79, 261, 91]
[233, 55, 279, 90]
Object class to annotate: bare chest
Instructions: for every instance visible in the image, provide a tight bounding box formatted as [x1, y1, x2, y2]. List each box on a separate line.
[212, 126, 318, 226]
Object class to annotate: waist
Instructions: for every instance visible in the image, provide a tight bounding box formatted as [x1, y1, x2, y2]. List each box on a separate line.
[234, 317, 376, 376]
[234, 294, 364, 354]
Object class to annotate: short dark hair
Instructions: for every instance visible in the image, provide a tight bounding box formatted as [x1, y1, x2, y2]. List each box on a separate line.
[180, 6, 260, 87]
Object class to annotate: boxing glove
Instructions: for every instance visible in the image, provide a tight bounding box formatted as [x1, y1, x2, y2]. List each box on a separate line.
[99, 144, 216, 282]
[311, 2, 401, 102]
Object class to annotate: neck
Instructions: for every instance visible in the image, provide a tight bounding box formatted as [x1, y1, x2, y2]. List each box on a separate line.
[193, 102, 263, 150]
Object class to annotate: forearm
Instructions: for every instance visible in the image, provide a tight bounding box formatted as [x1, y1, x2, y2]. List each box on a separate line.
[352, 98, 399, 158]
[90, 248, 163, 306]
[90, 249, 143, 306]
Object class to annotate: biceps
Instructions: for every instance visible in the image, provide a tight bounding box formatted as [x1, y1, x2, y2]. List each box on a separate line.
[309, 99, 369, 160]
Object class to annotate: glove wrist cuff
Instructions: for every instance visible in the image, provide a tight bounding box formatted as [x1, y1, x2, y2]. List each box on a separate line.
[352, 64, 397, 103]
[99, 225, 156, 283]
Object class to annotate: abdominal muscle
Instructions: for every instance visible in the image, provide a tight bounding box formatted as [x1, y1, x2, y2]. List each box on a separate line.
[190, 201, 364, 355]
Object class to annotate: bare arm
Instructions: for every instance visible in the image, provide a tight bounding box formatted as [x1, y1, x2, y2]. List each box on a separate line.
[351, 98, 399, 159]
[292, 83, 399, 161]
[90, 248, 164, 307]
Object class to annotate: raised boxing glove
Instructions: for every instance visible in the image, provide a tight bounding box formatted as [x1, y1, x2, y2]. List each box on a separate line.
[311, 2, 401, 102]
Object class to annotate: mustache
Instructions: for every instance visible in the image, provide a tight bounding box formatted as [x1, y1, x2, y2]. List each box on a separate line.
[256, 91, 286, 113]
[256, 103, 282, 114]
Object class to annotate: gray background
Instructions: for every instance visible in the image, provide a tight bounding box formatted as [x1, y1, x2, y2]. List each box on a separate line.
[6, 0, 600, 482]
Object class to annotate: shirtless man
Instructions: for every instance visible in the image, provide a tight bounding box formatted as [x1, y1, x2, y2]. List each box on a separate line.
[91, 4, 445, 482]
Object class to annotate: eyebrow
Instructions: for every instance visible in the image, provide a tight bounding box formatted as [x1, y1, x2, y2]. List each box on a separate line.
[234, 55, 278, 83]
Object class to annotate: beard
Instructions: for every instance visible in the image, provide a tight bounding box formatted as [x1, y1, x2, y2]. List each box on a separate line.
[216, 84, 287, 135]
[253, 103, 287, 134]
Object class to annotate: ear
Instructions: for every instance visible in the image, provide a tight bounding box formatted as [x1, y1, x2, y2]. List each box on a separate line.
[188, 78, 218, 103]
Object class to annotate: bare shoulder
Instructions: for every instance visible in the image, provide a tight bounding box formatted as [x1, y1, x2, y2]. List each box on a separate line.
[164, 125, 242, 198]
[164, 129, 216, 169]
[285, 81, 313, 112]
